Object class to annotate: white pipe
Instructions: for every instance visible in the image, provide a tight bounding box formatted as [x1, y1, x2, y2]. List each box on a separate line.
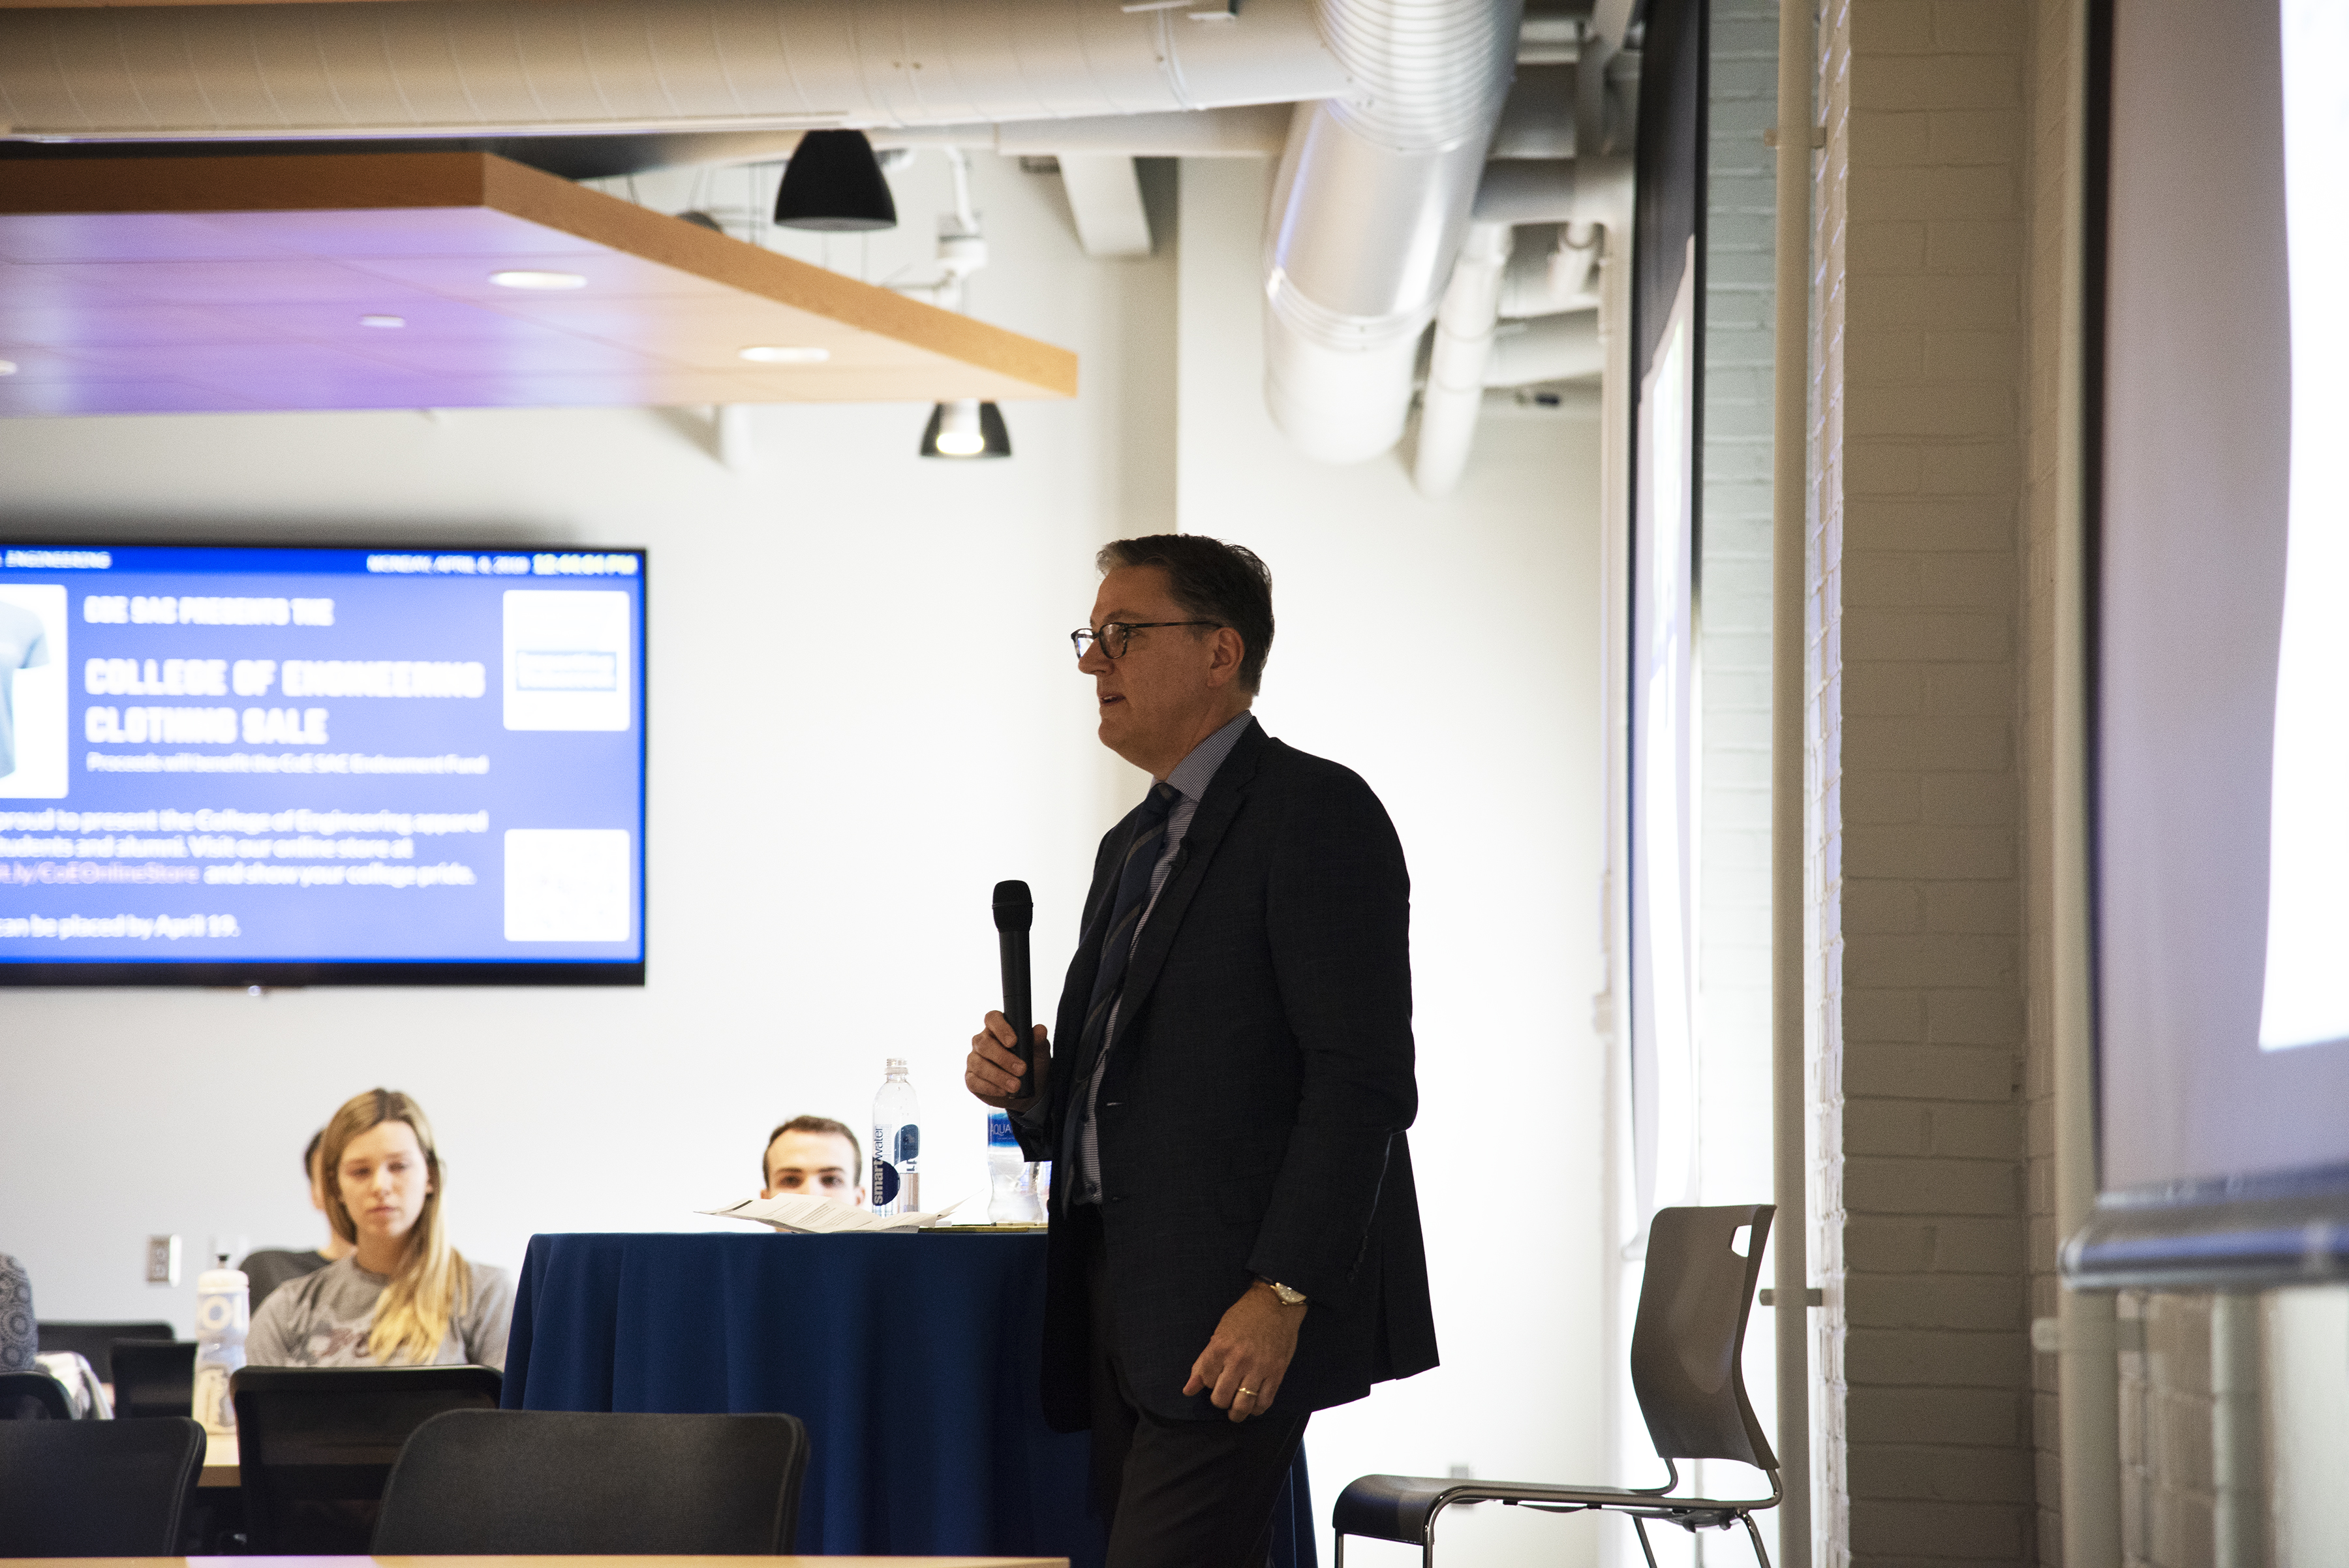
[987, 106, 1291, 157]
[1411, 220, 1513, 497]
[1495, 223, 1600, 318]
[865, 106, 1289, 157]
[1770, 0, 1814, 1558]
[1409, 149, 1623, 495]
[946, 147, 977, 235]
[1550, 224, 1601, 300]
[1484, 311, 1599, 387]
[0, 0, 1347, 142]
[1261, 0, 1523, 465]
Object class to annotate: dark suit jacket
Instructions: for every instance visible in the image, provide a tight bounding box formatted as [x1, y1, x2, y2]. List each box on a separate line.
[1019, 717, 1439, 1428]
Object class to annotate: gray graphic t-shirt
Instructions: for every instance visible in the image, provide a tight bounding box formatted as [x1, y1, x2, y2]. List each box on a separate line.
[0, 600, 50, 780]
[245, 1253, 513, 1370]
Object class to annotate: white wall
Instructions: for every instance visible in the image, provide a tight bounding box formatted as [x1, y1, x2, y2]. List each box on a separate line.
[0, 147, 1163, 1315]
[1176, 160, 1612, 1567]
[0, 151, 1612, 1567]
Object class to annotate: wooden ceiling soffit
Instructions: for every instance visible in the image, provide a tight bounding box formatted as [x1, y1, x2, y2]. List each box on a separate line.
[0, 152, 1078, 417]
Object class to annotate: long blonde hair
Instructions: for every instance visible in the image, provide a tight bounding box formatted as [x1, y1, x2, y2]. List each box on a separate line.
[320, 1088, 472, 1366]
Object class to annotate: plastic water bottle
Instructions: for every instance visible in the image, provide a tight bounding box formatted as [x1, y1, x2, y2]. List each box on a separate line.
[1021, 1160, 1050, 1223]
[872, 1059, 920, 1216]
[191, 1255, 248, 1433]
[987, 1111, 1027, 1222]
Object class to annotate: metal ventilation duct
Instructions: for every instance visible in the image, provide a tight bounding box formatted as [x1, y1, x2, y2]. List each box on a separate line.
[0, 0, 1348, 141]
[1261, 0, 1526, 463]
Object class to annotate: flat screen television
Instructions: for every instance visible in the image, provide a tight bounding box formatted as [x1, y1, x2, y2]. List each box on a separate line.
[0, 542, 645, 985]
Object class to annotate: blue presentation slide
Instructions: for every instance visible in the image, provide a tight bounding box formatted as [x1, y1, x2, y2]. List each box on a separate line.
[0, 544, 644, 970]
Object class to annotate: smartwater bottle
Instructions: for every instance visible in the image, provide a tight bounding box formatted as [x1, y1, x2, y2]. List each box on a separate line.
[987, 1111, 1026, 1222]
[872, 1059, 921, 1216]
[191, 1254, 248, 1432]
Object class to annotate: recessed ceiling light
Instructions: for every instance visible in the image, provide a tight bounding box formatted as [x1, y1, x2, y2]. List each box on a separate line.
[0, 360, 17, 377]
[360, 315, 407, 329]
[738, 345, 830, 365]
[489, 269, 589, 290]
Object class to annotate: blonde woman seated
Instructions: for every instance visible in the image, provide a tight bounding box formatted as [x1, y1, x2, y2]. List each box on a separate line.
[247, 1088, 512, 1370]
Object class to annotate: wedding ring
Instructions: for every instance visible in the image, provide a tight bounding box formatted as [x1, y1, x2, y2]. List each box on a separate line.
[1238, 1387, 1257, 1398]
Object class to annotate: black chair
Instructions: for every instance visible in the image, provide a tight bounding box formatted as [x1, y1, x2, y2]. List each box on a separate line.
[1334, 1204, 1783, 1568]
[232, 1364, 502, 1554]
[111, 1340, 198, 1419]
[33, 1320, 174, 1384]
[0, 1370, 73, 1421]
[373, 1409, 811, 1554]
[0, 1416, 205, 1555]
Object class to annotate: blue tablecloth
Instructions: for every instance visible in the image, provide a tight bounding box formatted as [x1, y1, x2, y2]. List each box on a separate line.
[503, 1232, 1313, 1567]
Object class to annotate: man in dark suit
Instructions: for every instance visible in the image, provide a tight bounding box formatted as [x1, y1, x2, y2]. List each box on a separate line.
[965, 534, 1437, 1568]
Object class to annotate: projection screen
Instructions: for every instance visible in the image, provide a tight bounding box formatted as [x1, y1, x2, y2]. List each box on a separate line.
[2067, 0, 2349, 1287]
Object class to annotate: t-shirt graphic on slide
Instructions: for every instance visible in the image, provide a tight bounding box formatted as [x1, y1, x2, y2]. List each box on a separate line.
[0, 600, 50, 780]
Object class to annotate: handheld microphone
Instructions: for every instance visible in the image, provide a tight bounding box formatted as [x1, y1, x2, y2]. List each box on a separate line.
[992, 880, 1034, 1077]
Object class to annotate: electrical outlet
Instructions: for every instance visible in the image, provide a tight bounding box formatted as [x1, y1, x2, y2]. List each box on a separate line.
[146, 1234, 181, 1286]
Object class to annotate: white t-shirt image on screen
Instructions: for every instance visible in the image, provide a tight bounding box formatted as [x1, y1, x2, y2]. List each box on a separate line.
[503, 590, 632, 731]
[0, 587, 66, 799]
[505, 829, 632, 942]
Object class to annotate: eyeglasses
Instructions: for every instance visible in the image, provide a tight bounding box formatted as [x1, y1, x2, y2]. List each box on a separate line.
[1070, 621, 1218, 660]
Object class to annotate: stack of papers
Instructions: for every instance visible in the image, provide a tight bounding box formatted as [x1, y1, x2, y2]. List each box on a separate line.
[699, 1193, 951, 1234]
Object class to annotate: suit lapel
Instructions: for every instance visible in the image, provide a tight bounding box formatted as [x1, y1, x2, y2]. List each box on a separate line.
[1109, 720, 1268, 1044]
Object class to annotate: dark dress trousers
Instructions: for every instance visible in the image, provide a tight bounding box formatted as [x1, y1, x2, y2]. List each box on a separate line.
[1019, 717, 1439, 1430]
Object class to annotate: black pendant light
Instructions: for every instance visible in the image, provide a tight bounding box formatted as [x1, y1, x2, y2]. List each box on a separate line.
[919, 399, 1011, 459]
[773, 131, 898, 232]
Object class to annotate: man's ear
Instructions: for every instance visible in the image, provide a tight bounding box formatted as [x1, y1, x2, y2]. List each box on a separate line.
[1205, 627, 1246, 687]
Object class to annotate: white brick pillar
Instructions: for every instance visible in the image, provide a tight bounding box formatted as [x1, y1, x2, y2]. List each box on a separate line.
[1809, 1, 2036, 1561]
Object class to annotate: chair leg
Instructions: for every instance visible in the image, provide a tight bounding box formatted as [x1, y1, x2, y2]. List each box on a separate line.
[1741, 1513, 1773, 1568]
[1633, 1516, 1661, 1568]
[1332, 1534, 1342, 1568]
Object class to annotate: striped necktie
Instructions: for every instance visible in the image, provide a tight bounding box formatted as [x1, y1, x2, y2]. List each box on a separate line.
[1066, 780, 1182, 1203]
[1079, 780, 1183, 1059]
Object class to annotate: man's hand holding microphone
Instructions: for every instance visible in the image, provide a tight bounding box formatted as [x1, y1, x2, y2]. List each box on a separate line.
[966, 1013, 1050, 1112]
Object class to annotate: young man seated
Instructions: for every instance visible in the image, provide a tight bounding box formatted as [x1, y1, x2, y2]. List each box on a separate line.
[239, 1128, 357, 1310]
[761, 1115, 865, 1207]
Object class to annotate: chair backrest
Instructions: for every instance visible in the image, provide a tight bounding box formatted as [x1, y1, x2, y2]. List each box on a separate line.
[369, 1408, 808, 1558]
[232, 1364, 502, 1554]
[34, 1320, 175, 1383]
[372, 1409, 810, 1555]
[112, 1340, 198, 1419]
[0, 1415, 205, 1555]
[0, 1370, 73, 1421]
[1629, 1203, 1778, 1470]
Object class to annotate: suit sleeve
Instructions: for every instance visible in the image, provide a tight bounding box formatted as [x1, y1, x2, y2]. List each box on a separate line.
[1248, 768, 1416, 1301]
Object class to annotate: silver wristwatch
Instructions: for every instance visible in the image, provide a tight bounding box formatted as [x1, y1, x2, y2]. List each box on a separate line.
[1259, 1277, 1307, 1306]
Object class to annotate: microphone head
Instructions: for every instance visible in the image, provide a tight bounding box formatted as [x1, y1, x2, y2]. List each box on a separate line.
[992, 880, 1033, 932]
